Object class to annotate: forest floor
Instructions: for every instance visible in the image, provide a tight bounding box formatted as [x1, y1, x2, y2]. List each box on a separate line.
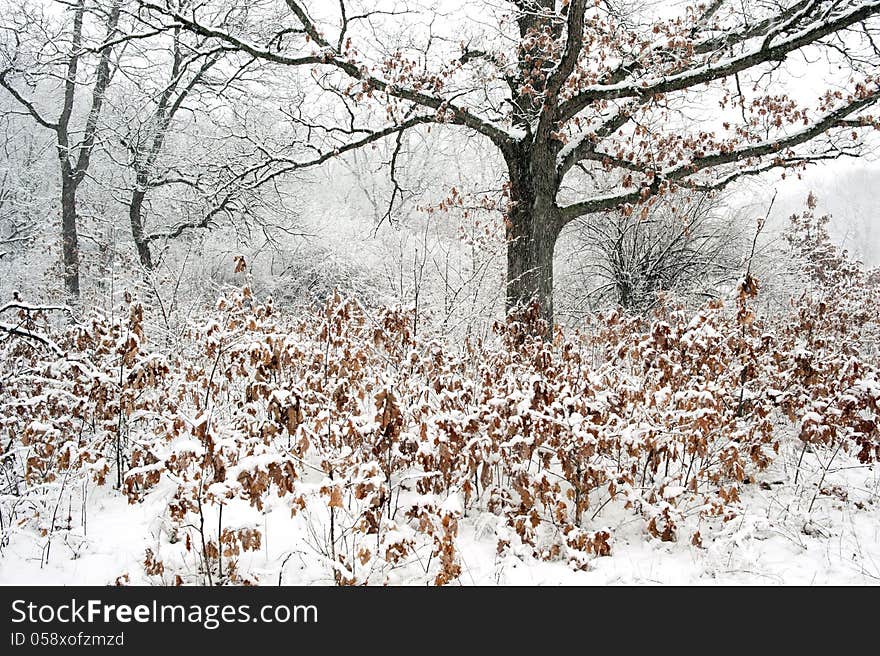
[2, 440, 878, 586]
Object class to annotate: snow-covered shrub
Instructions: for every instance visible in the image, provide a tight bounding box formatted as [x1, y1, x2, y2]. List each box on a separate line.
[1, 208, 878, 582]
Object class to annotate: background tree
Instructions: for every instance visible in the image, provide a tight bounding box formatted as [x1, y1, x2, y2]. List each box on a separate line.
[107, 0, 288, 272]
[117, 22, 224, 270]
[0, 0, 122, 297]
[0, 102, 50, 262]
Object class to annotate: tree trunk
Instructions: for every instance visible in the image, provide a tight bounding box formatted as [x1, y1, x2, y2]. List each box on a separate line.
[129, 185, 154, 270]
[506, 207, 559, 325]
[60, 174, 80, 297]
[504, 145, 561, 332]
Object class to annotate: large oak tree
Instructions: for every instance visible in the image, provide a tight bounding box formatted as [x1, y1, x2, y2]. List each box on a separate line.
[134, 1, 880, 322]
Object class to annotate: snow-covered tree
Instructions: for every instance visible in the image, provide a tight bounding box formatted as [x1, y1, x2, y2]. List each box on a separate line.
[133, 0, 880, 328]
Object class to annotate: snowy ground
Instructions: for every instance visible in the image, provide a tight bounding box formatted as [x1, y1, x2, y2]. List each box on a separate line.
[2, 442, 878, 586]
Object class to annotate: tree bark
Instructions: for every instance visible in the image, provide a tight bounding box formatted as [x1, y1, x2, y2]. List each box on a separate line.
[503, 143, 562, 331]
[60, 173, 80, 297]
[129, 184, 154, 270]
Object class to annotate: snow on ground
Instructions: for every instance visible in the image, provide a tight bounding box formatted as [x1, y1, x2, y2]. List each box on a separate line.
[2, 442, 878, 586]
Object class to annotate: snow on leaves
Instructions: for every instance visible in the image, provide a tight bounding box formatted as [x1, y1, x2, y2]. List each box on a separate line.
[0, 203, 878, 582]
